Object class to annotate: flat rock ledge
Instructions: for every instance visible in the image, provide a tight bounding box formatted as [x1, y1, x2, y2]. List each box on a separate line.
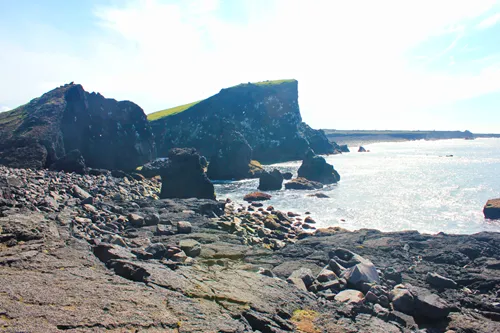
[0, 165, 499, 332]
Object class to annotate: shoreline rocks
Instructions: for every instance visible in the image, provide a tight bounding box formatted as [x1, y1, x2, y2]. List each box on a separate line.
[0, 164, 499, 332]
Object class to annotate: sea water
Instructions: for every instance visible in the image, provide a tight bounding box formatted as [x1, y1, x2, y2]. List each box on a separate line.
[214, 138, 500, 234]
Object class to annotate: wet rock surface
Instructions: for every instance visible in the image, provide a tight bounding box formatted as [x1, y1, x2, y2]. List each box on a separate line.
[0, 165, 499, 332]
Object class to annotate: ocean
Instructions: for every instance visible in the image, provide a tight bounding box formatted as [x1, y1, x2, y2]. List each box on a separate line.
[214, 138, 500, 235]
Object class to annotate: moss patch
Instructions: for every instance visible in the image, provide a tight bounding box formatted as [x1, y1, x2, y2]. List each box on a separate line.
[0, 106, 26, 132]
[291, 309, 320, 333]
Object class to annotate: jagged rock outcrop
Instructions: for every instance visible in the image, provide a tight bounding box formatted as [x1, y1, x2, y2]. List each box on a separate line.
[207, 130, 257, 180]
[0, 83, 155, 171]
[150, 80, 339, 164]
[297, 149, 340, 184]
[258, 169, 284, 191]
[160, 148, 215, 200]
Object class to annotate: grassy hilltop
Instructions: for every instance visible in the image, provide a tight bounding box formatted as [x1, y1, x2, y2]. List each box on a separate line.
[147, 79, 295, 122]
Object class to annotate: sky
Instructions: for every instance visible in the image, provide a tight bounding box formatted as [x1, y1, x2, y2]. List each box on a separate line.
[1, 0, 500, 133]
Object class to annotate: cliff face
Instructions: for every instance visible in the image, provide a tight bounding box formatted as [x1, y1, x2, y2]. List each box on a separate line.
[150, 80, 337, 164]
[0, 84, 155, 171]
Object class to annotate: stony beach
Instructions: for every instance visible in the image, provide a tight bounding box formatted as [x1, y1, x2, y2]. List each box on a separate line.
[1, 165, 499, 332]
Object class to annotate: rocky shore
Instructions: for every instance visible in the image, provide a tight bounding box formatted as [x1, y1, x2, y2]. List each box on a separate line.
[1, 165, 499, 332]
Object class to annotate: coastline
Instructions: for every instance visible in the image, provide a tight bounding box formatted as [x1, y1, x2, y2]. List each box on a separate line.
[1, 165, 499, 332]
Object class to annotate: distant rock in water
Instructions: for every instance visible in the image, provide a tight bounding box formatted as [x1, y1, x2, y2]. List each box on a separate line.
[358, 146, 368, 152]
[484, 199, 500, 220]
[0, 83, 155, 171]
[339, 145, 350, 153]
[258, 169, 284, 191]
[207, 130, 257, 180]
[297, 149, 340, 184]
[150, 80, 339, 164]
[159, 148, 215, 200]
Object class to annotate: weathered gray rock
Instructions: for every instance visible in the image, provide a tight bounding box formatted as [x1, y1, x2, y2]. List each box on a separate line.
[317, 268, 337, 282]
[426, 272, 458, 289]
[128, 213, 145, 227]
[179, 239, 201, 257]
[390, 287, 415, 314]
[177, 221, 192, 234]
[289, 267, 315, 288]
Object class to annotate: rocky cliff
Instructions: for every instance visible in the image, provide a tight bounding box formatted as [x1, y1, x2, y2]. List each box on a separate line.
[150, 80, 338, 164]
[0, 83, 155, 171]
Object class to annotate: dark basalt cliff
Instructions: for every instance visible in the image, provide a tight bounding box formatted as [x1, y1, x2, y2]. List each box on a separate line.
[150, 80, 338, 164]
[0, 83, 155, 171]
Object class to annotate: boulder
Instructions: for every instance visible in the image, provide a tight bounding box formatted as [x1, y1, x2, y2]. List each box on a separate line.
[484, 199, 500, 219]
[243, 192, 272, 202]
[207, 130, 255, 180]
[414, 291, 452, 320]
[258, 169, 284, 191]
[285, 178, 323, 190]
[425, 272, 458, 289]
[332, 249, 380, 286]
[390, 288, 415, 314]
[358, 146, 367, 152]
[179, 239, 201, 257]
[297, 149, 340, 184]
[49, 149, 87, 174]
[177, 221, 192, 234]
[282, 172, 293, 180]
[139, 158, 169, 178]
[289, 267, 315, 288]
[334, 289, 364, 304]
[160, 148, 215, 200]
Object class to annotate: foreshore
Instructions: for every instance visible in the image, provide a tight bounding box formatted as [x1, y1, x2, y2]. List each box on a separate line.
[1, 165, 499, 332]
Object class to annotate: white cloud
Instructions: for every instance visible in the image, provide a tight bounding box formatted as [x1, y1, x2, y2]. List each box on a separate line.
[477, 12, 500, 29]
[1, 0, 500, 132]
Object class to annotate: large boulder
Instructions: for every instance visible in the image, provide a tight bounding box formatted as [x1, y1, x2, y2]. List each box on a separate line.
[151, 80, 339, 164]
[484, 199, 500, 219]
[258, 169, 284, 191]
[139, 158, 169, 178]
[207, 130, 256, 180]
[297, 149, 340, 184]
[49, 149, 87, 174]
[159, 148, 215, 200]
[0, 83, 155, 171]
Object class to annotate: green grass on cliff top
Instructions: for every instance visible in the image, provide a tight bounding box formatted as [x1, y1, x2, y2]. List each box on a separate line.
[147, 100, 201, 121]
[147, 79, 295, 121]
